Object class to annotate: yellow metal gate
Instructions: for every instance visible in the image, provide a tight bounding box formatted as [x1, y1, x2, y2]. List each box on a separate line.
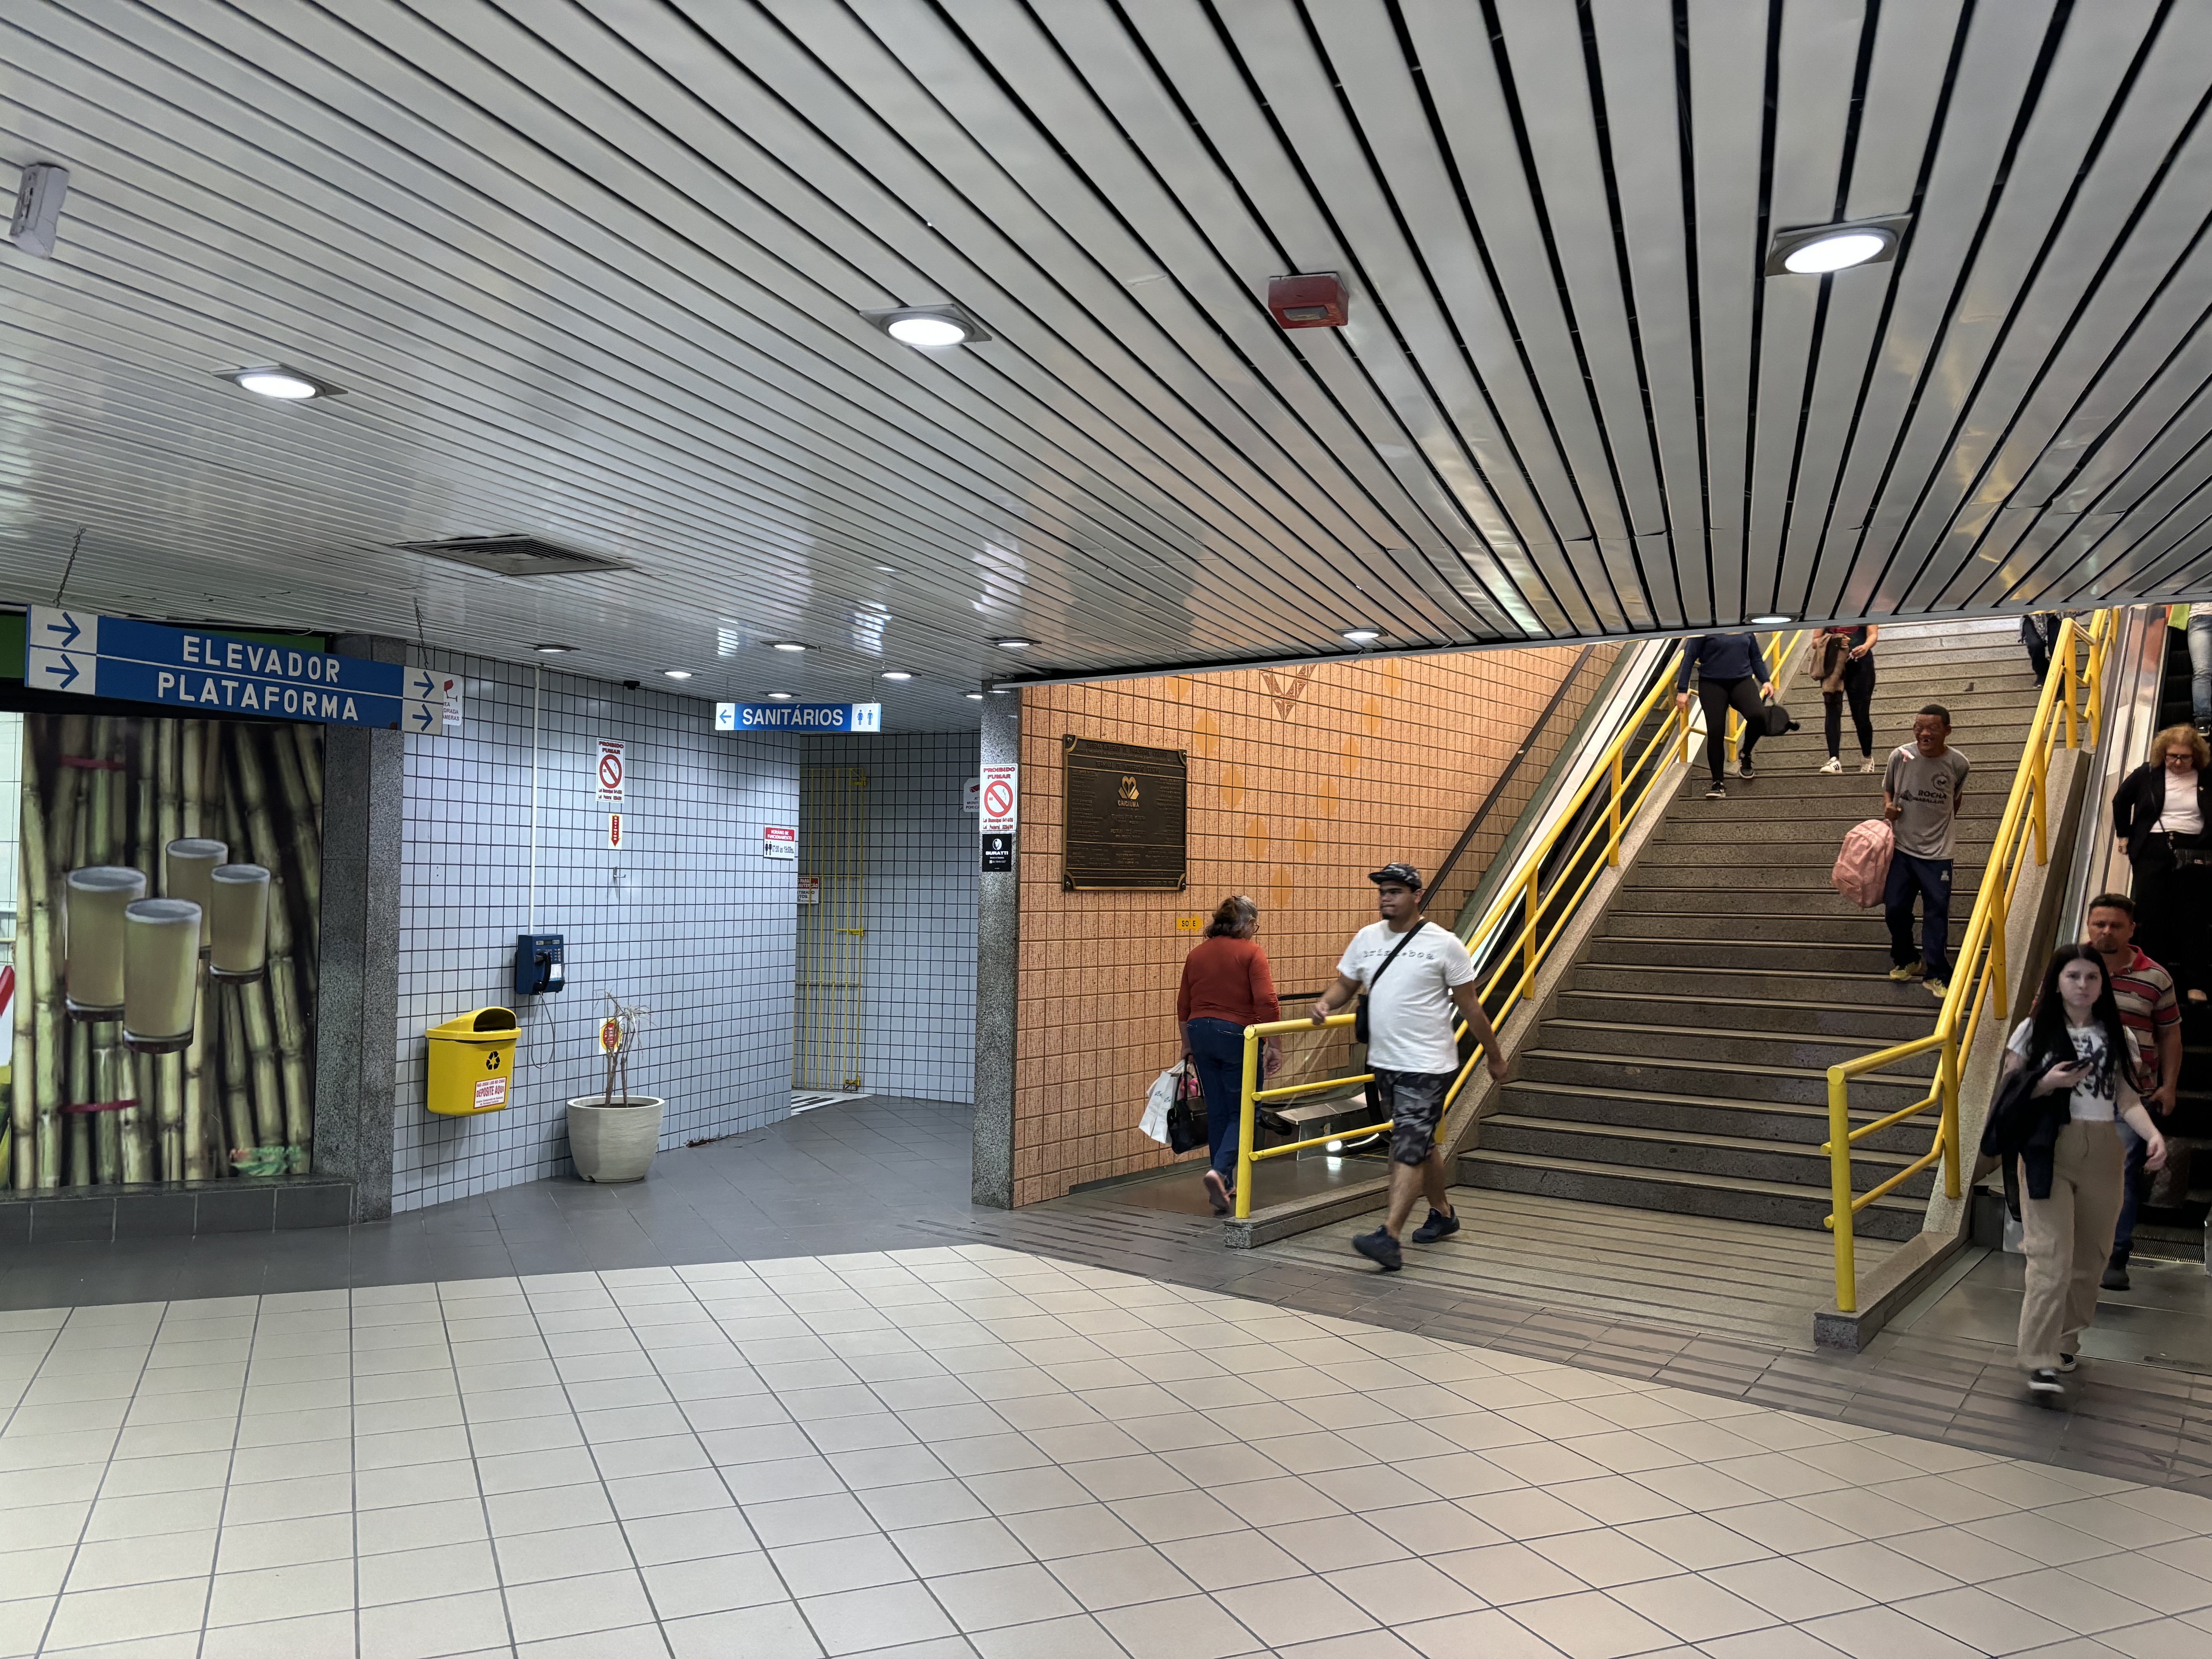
[793, 767, 866, 1092]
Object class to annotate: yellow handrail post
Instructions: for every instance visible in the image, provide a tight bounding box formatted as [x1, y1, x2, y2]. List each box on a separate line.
[1938, 1041, 1961, 1201]
[1607, 749, 1623, 867]
[1234, 1028, 1259, 1221]
[2030, 743, 2048, 869]
[1988, 879, 2009, 1024]
[1522, 868, 1540, 996]
[2086, 613, 2107, 749]
[2060, 622, 2080, 750]
[1827, 1065, 1858, 1314]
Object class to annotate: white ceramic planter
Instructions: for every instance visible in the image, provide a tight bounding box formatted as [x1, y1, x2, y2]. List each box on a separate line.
[565, 1096, 665, 1182]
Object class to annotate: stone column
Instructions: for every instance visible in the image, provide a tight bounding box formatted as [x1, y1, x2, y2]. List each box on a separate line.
[972, 694, 1020, 1209]
[315, 633, 407, 1221]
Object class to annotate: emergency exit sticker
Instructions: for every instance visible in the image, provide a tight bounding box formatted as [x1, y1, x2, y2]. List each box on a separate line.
[607, 812, 623, 850]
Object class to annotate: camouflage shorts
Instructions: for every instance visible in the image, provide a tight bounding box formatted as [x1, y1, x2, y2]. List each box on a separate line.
[1372, 1068, 1453, 1166]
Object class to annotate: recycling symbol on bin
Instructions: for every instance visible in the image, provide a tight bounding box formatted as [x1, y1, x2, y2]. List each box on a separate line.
[485, 1050, 502, 1072]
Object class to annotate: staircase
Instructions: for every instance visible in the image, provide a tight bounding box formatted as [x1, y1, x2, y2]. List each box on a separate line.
[1463, 620, 2036, 1242]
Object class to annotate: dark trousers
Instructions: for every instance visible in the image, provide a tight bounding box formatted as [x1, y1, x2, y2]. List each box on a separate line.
[2134, 854, 2211, 998]
[2112, 1120, 2151, 1265]
[1697, 675, 1765, 782]
[1184, 1018, 1247, 1184]
[1824, 659, 1876, 759]
[1884, 851, 1954, 974]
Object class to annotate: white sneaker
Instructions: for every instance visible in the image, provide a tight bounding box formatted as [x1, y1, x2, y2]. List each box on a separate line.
[1820, 757, 1843, 774]
[1860, 757, 1879, 773]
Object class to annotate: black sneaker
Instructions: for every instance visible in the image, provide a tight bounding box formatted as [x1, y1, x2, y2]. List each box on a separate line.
[1352, 1228, 1403, 1272]
[2102, 1262, 2130, 1291]
[2058, 1353, 2079, 1374]
[1704, 783, 1727, 800]
[1410, 1207, 1460, 1244]
[1737, 759, 1756, 780]
[2028, 1368, 2064, 1398]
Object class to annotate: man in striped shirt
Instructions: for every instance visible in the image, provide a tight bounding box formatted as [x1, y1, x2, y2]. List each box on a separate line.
[2086, 894, 2182, 1291]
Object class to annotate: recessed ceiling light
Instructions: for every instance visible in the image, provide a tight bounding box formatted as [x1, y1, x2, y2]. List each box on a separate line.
[875, 565, 899, 574]
[1342, 628, 1381, 645]
[881, 670, 912, 681]
[872, 305, 991, 348]
[531, 643, 575, 654]
[770, 641, 808, 653]
[218, 365, 339, 400]
[1765, 217, 1908, 277]
[964, 692, 984, 701]
[662, 670, 693, 680]
[768, 691, 795, 700]
[1750, 614, 1793, 625]
[993, 638, 1031, 650]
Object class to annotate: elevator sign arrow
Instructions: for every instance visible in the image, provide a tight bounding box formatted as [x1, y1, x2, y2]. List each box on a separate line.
[21, 606, 450, 735]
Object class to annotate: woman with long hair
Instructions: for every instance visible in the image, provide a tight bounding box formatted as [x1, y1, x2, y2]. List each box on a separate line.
[1999, 945, 2167, 1397]
[1176, 895, 1280, 1214]
[2112, 723, 2212, 1003]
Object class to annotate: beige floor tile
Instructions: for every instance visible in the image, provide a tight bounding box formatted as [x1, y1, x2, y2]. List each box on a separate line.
[1505, 1587, 1680, 1659]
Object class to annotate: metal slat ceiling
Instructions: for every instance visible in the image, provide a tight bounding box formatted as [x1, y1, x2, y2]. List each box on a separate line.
[4, 1, 2212, 725]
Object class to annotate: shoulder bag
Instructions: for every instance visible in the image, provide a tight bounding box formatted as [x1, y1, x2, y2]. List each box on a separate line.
[1354, 924, 1426, 1046]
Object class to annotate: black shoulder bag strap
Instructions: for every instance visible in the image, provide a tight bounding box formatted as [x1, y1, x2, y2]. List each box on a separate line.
[1354, 924, 1426, 1046]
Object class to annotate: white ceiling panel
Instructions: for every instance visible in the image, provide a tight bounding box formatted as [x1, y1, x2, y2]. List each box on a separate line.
[2, 0, 2212, 723]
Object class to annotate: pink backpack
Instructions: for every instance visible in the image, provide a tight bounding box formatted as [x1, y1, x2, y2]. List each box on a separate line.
[1832, 818, 1895, 908]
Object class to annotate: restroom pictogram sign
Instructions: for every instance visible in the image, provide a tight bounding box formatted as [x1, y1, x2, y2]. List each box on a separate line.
[596, 740, 625, 805]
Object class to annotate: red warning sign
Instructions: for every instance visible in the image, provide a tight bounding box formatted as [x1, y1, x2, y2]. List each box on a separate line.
[980, 764, 1017, 834]
[596, 740, 625, 805]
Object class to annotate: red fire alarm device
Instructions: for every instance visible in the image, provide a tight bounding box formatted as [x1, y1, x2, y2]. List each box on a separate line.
[1267, 272, 1348, 329]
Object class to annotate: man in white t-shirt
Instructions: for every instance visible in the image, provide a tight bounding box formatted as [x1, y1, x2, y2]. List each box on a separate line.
[1312, 863, 1510, 1271]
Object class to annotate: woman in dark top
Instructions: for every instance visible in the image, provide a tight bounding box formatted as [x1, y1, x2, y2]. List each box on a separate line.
[1808, 624, 1880, 774]
[1673, 633, 1773, 800]
[2112, 725, 2212, 1002]
[1176, 895, 1281, 1213]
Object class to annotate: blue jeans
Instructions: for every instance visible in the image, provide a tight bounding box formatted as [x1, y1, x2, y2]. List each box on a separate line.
[2189, 613, 2212, 728]
[2113, 1119, 2151, 1263]
[1184, 1018, 1248, 1184]
[1884, 852, 1954, 975]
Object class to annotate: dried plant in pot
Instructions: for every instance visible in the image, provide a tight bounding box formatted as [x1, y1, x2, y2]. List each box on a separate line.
[566, 994, 662, 1182]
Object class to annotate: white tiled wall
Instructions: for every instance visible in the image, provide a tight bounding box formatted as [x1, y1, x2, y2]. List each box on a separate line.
[801, 733, 979, 1104]
[393, 655, 799, 1210]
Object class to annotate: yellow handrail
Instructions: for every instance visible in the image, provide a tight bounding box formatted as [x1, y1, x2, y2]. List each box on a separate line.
[1234, 629, 1805, 1218]
[1822, 611, 2116, 1311]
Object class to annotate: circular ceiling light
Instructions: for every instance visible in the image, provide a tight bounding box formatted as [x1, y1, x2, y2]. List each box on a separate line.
[881, 670, 912, 681]
[886, 314, 970, 347]
[220, 365, 338, 400]
[768, 691, 795, 700]
[1783, 233, 1887, 275]
[662, 670, 693, 680]
[1342, 628, 1381, 645]
[770, 641, 808, 653]
[531, 643, 575, 654]
[993, 637, 1031, 650]
[1749, 613, 1793, 625]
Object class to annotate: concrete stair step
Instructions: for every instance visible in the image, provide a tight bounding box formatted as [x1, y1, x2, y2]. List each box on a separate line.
[1571, 962, 1947, 1006]
[1656, 819, 1998, 850]
[1632, 839, 1990, 867]
[1496, 1079, 1935, 1154]
[1609, 886, 1918, 917]
[1536, 1018, 1939, 1077]
[1590, 936, 1904, 972]
[1554, 988, 1936, 1043]
[1477, 1114, 1937, 1195]
[1459, 1147, 1927, 1239]
[1664, 776, 2006, 806]
[1605, 910, 1894, 944]
[1518, 1048, 1929, 1109]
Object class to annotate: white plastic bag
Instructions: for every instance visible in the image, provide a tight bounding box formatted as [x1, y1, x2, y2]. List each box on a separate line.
[1140, 1068, 1177, 1146]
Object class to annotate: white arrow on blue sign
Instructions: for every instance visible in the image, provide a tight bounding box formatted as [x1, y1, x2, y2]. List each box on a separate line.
[24, 606, 449, 735]
[714, 701, 881, 733]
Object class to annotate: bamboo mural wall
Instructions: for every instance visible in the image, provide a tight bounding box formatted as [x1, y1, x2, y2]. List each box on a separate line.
[6, 713, 322, 1190]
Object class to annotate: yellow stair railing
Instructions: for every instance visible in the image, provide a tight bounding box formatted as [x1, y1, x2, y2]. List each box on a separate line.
[1822, 611, 2116, 1311]
[1235, 630, 1805, 1218]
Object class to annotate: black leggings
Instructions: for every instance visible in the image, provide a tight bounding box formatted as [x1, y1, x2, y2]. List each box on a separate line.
[2135, 853, 2211, 997]
[1697, 675, 1765, 782]
[1825, 658, 1876, 759]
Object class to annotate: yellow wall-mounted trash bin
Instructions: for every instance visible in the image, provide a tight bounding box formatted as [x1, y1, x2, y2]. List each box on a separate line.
[427, 1007, 519, 1116]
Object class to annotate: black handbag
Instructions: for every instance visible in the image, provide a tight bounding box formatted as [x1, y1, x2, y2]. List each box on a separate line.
[1354, 924, 1425, 1046]
[1165, 1063, 1206, 1154]
[1759, 700, 1800, 737]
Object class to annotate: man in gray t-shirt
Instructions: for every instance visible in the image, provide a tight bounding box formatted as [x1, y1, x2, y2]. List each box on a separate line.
[1882, 705, 1970, 997]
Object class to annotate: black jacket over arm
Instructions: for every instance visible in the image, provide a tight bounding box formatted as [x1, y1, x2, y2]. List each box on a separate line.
[2112, 763, 2212, 862]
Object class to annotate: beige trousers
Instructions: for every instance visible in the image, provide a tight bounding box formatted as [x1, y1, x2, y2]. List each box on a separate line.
[2016, 1119, 2126, 1372]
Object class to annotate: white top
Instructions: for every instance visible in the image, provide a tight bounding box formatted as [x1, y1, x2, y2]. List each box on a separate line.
[2006, 1019, 2139, 1123]
[2155, 770, 2203, 835]
[1337, 921, 1477, 1075]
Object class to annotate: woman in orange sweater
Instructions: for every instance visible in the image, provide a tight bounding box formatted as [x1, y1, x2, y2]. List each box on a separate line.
[1178, 895, 1282, 1214]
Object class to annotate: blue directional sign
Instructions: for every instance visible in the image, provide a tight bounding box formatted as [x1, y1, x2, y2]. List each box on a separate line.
[23, 606, 448, 734]
[715, 701, 882, 733]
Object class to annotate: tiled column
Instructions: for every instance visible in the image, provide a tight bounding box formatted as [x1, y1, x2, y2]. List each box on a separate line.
[316, 632, 407, 1220]
[971, 693, 1019, 1208]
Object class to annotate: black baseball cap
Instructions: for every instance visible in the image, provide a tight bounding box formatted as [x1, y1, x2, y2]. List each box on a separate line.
[1369, 862, 1424, 890]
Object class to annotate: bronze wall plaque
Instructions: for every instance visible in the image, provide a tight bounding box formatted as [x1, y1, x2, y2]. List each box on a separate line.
[1062, 736, 1187, 891]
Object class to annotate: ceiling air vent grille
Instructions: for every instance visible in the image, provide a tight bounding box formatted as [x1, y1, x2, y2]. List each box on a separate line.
[399, 535, 629, 577]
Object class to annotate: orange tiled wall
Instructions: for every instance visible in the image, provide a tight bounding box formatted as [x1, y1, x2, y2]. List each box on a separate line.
[1012, 644, 1611, 1205]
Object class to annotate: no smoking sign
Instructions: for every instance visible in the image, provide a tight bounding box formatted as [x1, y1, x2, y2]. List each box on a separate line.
[979, 763, 1017, 834]
[596, 740, 625, 805]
